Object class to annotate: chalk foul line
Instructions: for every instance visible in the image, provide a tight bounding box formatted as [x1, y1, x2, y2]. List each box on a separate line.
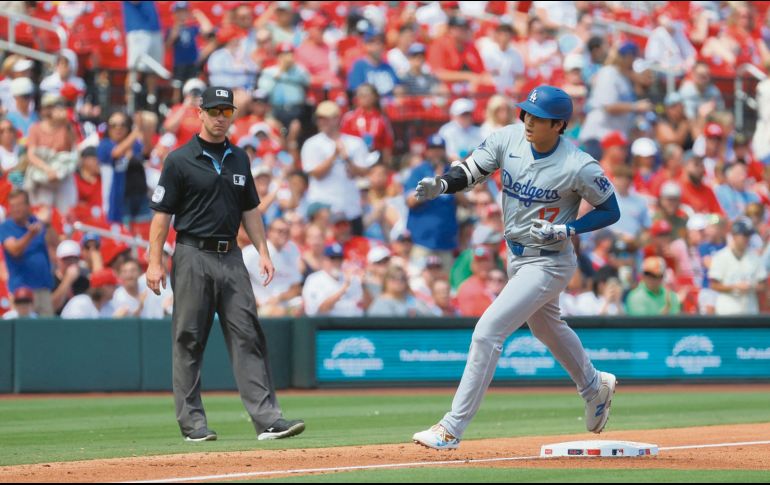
[124, 440, 770, 484]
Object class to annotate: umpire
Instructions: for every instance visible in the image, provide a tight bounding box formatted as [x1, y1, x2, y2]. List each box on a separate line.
[147, 86, 305, 442]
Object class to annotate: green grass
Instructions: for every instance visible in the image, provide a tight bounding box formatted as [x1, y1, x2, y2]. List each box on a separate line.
[1, 389, 770, 466]
[256, 468, 770, 483]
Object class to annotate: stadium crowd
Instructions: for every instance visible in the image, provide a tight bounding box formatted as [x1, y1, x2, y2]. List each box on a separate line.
[0, 0, 769, 320]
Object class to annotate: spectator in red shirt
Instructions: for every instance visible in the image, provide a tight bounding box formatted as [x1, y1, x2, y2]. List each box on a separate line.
[340, 84, 395, 166]
[649, 144, 684, 197]
[426, 16, 493, 94]
[456, 246, 495, 317]
[295, 15, 341, 89]
[643, 219, 678, 272]
[599, 131, 629, 179]
[701, 4, 761, 71]
[329, 212, 371, 268]
[229, 89, 284, 146]
[161, 78, 204, 148]
[680, 152, 725, 216]
[73, 146, 102, 214]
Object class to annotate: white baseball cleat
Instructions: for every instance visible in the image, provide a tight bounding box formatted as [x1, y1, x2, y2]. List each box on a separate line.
[412, 424, 460, 450]
[585, 371, 617, 434]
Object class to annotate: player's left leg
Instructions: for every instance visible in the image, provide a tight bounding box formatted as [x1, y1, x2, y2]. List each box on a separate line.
[528, 298, 616, 433]
[413, 260, 571, 450]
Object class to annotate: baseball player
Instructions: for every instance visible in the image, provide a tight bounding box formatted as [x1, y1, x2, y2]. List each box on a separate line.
[412, 86, 621, 450]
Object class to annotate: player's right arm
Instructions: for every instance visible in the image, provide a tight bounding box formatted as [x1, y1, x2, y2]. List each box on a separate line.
[416, 127, 509, 201]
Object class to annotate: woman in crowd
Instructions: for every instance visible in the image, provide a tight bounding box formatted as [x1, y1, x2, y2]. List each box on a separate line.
[368, 265, 433, 317]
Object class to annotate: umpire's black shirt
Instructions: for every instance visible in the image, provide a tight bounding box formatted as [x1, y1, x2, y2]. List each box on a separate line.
[150, 135, 260, 239]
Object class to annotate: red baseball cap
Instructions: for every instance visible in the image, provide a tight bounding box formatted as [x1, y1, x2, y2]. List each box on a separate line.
[650, 219, 673, 237]
[304, 14, 328, 30]
[60, 82, 83, 102]
[276, 42, 294, 54]
[704, 122, 724, 139]
[90, 269, 118, 289]
[472, 246, 494, 261]
[601, 131, 628, 149]
[12, 287, 35, 303]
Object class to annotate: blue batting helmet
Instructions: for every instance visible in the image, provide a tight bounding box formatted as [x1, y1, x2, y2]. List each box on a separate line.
[516, 85, 573, 123]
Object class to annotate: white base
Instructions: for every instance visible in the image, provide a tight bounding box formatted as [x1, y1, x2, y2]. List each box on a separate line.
[540, 440, 658, 458]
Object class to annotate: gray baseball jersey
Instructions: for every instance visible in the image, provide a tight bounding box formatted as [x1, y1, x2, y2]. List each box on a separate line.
[470, 124, 615, 251]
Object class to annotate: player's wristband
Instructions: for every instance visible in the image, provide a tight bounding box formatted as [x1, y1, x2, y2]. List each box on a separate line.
[439, 179, 448, 194]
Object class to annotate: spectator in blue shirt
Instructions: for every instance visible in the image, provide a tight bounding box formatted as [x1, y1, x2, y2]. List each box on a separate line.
[405, 134, 459, 264]
[165, 1, 213, 101]
[0, 190, 57, 316]
[123, 1, 163, 109]
[97, 111, 144, 223]
[715, 163, 760, 220]
[347, 31, 399, 97]
[258, 43, 310, 129]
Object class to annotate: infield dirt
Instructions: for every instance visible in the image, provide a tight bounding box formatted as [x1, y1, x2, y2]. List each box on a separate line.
[1, 422, 769, 482]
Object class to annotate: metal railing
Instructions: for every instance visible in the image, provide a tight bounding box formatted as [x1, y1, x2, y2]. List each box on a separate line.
[593, 17, 653, 39]
[0, 9, 67, 65]
[735, 63, 768, 133]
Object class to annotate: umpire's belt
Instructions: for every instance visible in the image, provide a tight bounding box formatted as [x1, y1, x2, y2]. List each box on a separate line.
[177, 233, 236, 253]
[506, 240, 560, 257]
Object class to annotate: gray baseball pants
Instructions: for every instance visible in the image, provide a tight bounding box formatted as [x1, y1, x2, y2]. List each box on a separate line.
[440, 251, 600, 439]
[171, 243, 282, 437]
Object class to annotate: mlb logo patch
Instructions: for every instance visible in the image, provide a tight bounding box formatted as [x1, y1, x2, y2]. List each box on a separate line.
[233, 175, 246, 186]
[216, 89, 229, 98]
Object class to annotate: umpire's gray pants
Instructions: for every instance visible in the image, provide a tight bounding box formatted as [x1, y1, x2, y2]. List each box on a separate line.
[171, 243, 283, 437]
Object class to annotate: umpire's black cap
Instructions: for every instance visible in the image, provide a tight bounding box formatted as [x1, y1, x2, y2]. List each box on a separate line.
[200, 87, 237, 109]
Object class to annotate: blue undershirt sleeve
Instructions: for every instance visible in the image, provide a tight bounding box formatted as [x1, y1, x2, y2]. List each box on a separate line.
[566, 193, 621, 235]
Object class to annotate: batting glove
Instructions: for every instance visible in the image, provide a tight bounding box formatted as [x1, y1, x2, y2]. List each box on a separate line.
[530, 219, 573, 243]
[416, 177, 445, 202]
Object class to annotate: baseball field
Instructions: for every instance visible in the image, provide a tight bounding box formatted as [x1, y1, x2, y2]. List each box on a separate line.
[1, 385, 770, 483]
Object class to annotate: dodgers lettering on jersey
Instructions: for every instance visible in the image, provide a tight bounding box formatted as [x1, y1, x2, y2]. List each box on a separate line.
[470, 124, 615, 251]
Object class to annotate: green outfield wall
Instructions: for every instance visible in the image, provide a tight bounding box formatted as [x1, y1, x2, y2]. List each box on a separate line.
[0, 317, 768, 393]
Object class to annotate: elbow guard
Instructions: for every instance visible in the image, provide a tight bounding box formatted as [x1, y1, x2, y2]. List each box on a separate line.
[439, 160, 491, 194]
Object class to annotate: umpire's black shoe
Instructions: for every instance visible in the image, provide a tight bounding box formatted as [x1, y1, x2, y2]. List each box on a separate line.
[184, 428, 218, 442]
[257, 419, 305, 441]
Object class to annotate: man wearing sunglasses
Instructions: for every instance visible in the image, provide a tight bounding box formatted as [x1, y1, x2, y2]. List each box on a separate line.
[147, 87, 305, 443]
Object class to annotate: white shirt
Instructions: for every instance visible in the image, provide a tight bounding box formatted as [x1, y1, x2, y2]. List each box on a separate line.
[477, 37, 526, 94]
[61, 294, 116, 319]
[112, 286, 141, 316]
[438, 120, 483, 161]
[242, 241, 303, 305]
[138, 274, 172, 319]
[301, 132, 368, 219]
[302, 270, 364, 317]
[0, 145, 20, 172]
[580, 65, 636, 142]
[575, 292, 623, 316]
[207, 47, 258, 90]
[644, 25, 695, 72]
[533, 1, 578, 29]
[39, 73, 86, 95]
[387, 47, 410, 79]
[3, 310, 38, 320]
[709, 247, 767, 315]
